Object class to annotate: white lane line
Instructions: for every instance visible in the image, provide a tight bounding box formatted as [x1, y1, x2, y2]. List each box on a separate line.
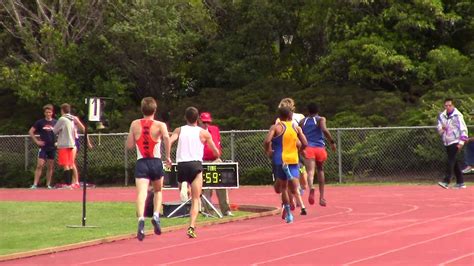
[77, 207, 353, 265]
[439, 252, 474, 266]
[253, 209, 473, 265]
[164, 204, 419, 265]
[344, 227, 474, 265]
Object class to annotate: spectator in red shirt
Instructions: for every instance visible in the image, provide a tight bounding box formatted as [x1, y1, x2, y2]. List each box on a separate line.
[200, 112, 233, 216]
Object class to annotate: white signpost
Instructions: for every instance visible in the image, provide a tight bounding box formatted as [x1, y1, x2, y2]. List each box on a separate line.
[87, 97, 101, 122]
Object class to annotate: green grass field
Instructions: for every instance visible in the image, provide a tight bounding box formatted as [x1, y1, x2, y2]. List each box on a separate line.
[0, 201, 248, 256]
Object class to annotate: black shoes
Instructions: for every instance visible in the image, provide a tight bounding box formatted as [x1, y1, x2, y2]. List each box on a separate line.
[151, 218, 162, 235]
[137, 220, 145, 241]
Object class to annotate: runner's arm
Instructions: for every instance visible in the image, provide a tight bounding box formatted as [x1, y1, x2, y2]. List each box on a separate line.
[263, 125, 276, 158]
[319, 117, 336, 152]
[169, 127, 181, 147]
[159, 122, 172, 166]
[126, 121, 136, 150]
[296, 126, 308, 150]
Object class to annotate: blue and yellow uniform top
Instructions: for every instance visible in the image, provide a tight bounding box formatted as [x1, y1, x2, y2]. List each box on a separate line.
[271, 121, 299, 165]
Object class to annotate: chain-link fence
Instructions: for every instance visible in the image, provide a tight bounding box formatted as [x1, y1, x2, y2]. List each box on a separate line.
[220, 126, 472, 184]
[1, 126, 472, 187]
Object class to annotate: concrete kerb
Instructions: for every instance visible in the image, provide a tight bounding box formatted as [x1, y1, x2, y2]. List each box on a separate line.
[0, 204, 279, 262]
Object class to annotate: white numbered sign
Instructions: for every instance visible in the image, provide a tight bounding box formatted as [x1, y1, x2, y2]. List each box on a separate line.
[88, 98, 101, 122]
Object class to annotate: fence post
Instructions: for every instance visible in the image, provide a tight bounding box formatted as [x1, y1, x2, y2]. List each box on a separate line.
[124, 135, 128, 186]
[231, 130, 235, 162]
[337, 129, 342, 183]
[24, 137, 29, 171]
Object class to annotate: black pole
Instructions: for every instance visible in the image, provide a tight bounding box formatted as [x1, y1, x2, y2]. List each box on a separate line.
[82, 99, 89, 226]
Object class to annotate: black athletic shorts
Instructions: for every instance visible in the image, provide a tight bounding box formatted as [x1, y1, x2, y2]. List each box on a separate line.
[177, 161, 203, 184]
[134, 158, 164, 181]
[38, 148, 56, 160]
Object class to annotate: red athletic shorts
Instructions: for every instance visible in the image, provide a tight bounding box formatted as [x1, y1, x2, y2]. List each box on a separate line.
[303, 147, 327, 162]
[58, 148, 74, 167]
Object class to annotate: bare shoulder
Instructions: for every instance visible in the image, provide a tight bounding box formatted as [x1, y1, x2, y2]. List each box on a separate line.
[129, 119, 142, 130]
[200, 127, 210, 136]
[153, 120, 166, 128]
[269, 124, 280, 134]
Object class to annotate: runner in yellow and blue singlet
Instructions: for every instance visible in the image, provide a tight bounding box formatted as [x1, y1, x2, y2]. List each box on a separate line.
[271, 120, 300, 179]
[264, 107, 307, 224]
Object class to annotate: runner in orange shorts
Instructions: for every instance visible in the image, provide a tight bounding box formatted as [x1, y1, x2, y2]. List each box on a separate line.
[299, 103, 336, 206]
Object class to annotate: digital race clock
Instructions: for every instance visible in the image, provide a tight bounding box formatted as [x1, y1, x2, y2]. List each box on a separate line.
[163, 162, 239, 189]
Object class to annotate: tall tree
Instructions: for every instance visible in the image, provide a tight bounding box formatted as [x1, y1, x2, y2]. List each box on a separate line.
[0, 0, 105, 64]
[104, 0, 217, 100]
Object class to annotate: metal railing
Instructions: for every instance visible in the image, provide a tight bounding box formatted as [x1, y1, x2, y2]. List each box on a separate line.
[1, 126, 471, 186]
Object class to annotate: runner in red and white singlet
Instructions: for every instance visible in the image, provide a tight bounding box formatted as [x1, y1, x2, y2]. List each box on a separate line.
[127, 97, 171, 241]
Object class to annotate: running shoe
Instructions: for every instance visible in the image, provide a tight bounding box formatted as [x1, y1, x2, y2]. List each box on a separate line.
[47, 185, 54, 189]
[453, 183, 467, 189]
[30, 185, 37, 189]
[462, 166, 473, 174]
[151, 218, 162, 235]
[308, 188, 315, 205]
[137, 220, 145, 241]
[300, 208, 307, 215]
[320, 198, 327, 207]
[438, 181, 449, 189]
[71, 183, 81, 189]
[187, 226, 197, 238]
[285, 211, 294, 223]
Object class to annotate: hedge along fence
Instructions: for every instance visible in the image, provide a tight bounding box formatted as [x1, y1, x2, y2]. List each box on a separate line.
[1, 126, 472, 187]
[225, 127, 467, 184]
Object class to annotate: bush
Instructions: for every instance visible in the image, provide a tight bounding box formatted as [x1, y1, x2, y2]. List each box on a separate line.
[87, 165, 131, 186]
[0, 161, 32, 188]
[240, 167, 272, 185]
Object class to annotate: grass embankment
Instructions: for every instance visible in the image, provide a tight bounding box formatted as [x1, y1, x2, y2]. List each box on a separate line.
[0, 201, 248, 255]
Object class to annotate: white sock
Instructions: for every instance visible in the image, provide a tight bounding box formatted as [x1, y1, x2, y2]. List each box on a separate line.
[153, 212, 160, 221]
[180, 182, 188, 202]
[138, 216, 145, 222]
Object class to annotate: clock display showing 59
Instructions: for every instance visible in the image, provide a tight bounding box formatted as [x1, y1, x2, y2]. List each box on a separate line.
[203, 172, 222, 184]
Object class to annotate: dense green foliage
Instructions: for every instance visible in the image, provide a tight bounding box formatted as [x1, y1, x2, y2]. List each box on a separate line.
[0, 0, 472, 133]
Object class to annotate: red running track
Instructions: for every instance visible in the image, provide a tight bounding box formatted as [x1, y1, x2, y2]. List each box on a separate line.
[1, 185, 473, 265]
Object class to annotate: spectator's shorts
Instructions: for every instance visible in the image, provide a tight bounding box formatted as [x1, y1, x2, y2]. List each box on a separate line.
[58, 148, 74, 167]
[38, 148, 56, 160]
[135, 158, 164, 181]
